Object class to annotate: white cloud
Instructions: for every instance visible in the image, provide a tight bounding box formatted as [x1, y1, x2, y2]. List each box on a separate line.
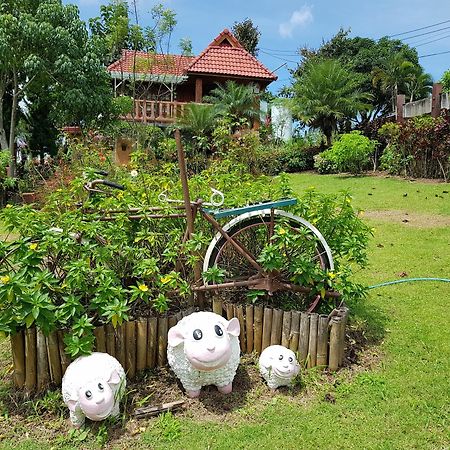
[279, 6, 313, 38]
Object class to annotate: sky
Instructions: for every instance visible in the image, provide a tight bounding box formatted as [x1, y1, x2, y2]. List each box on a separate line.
[71, 0, 450, 94]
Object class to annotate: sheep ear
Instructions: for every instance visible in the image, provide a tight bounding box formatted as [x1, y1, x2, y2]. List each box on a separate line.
[108, 369, 121, 385]
[168, 325, 185, 347]
[226, 317, 240, 337]
[67, 399, 78, 412]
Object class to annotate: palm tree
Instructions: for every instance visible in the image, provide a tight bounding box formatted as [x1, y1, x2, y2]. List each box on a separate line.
[404, 66, 433, 102]
[203, 81, 259, 127]
[291, 58, 371, 146]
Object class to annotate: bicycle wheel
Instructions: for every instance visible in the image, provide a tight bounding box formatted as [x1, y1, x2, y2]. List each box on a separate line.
[203, 209, 334, 312]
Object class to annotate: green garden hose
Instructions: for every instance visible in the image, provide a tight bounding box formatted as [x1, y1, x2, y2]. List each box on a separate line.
[368, 277, 450, 289]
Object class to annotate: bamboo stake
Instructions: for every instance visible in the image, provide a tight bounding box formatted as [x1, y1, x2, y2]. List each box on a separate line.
[125, 321, 136, 379]
[11, 331, 25, 388]
[307, 313, 319, 368]
[245, 305, 254, 353]
[298, 312, 310, 364]
[261, 308, 273, 351]
[136, 319, 148, 373]
[270, 309, 283, 346]
[328, 317, 341, 371]
[46, 331, 62, 385]
[235, 305, 246, 351]
[175, 311, 183, 323]
[105, 323, 116, 357]
[57, 330, 71, 376]
[212, 298, 223, 316]
[147, 317, 158, 369]
[226, 303, 234, 320]
[25, 328, 37, 391]
[338, 306, 349, 366]
[168, 315, 177, 330]
[316, 315, 329, 367]
[158, 316, 168, 367]
[36, 329, 50, 391]
[281, 311, 292, 348]
[289, 311, 300, 352]
[115, 324, 126, 369]
[253, 305, 263, 354]
[94, 326, 106, 353]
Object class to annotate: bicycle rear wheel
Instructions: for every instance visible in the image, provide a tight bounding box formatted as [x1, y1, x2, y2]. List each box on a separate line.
[203, 209, 334, 312]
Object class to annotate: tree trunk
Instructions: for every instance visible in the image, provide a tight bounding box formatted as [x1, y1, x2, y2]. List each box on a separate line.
[8, 70, 18, 177]
[0, 80, 8, 150]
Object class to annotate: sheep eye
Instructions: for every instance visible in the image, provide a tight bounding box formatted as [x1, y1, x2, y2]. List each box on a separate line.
[214, 325, 223, 336]
[85, 390, 92, 399]
[98, 383, 104, 391]
[193, 329, 203, 340]
[279, 355, 284, 360]
[288, 357, 293, 363]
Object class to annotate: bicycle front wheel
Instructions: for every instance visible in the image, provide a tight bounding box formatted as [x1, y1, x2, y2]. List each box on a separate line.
[203, 209, 334, 312]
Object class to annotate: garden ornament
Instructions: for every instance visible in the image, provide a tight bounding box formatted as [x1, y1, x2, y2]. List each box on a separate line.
[62, 352, 126, 427]
[259, 345, 300, 389]
[167, 311, 241, 398]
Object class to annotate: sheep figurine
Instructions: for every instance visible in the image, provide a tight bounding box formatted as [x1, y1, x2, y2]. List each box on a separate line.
[167, 311, 241, 398]
[62, 352, 126, 427]
[259, 345, 300, 389]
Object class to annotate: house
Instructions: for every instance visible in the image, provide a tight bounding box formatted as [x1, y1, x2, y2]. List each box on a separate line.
[107, 29, 277, 163]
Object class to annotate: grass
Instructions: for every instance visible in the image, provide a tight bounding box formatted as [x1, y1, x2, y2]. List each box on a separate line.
[0, 172, 449, 449]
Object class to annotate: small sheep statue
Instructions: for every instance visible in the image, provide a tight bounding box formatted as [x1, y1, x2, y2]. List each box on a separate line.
[167, 311, 241, 398]
[259, 345, 300, 389]
[62, 352, 126, 427]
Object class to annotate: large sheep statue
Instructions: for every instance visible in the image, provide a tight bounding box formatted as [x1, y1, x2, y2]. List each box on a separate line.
[259, 345, 300, 389]
[167, 311, 241, 398]
[62, 352, 126, 427]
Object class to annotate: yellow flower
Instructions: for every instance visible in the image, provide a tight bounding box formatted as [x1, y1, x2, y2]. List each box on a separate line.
[346, 198, 351, 203]
[138, 284, 149, 292]
[160, 275, 172, 284]
[278, 228, 286, 235]
[0, 275, 10, 284]
[117, 192, 124, 199]
[328, 271, 336, 280]
[29, 243, 38, 251]
[5, 204, 12, 208]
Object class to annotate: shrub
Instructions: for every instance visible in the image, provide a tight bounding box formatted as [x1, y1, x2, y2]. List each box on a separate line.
[315, 131, 378, 174]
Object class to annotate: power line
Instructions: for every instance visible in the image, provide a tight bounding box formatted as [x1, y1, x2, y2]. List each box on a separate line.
[260, 47, 300, 54]
[409, 29, 450, 46]
[259, 50, 300, 64]
[401, 25, 450, 41]
[389, 19, 450, 37]
[419, 49, 450, 58]
[413, 33, 450, 48]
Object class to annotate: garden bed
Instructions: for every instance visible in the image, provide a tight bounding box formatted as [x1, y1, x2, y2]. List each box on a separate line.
[10, 301, 349, 393]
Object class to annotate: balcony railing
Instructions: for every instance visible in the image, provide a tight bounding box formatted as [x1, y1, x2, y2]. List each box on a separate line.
[124, 99, 189, 124]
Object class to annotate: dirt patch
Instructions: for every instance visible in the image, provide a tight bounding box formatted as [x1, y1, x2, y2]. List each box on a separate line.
[362, 210, 450, 228]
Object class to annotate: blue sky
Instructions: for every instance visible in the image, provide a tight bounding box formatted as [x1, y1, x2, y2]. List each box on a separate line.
[72, 0, 450, 94]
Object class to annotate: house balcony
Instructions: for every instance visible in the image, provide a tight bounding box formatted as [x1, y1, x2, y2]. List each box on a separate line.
[124, 99, 190, 124]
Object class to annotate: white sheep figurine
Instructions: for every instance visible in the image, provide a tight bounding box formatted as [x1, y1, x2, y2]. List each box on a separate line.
[259, 345, 300, 389]
[167, 311, 241, 398]
[62, 352, 126, 427]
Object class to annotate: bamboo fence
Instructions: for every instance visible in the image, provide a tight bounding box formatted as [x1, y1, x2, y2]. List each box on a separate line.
[9, 303, 349, 392]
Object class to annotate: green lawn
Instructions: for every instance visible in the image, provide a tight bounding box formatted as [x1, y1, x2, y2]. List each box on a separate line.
[0, 173, 449, 449]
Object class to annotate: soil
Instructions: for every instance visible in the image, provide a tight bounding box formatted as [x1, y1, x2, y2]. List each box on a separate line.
[362, 210, 450, 228]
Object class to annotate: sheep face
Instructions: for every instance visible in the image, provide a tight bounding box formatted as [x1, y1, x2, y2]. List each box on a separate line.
[168, 312, 240, 372]
[259, 345, 300, 386]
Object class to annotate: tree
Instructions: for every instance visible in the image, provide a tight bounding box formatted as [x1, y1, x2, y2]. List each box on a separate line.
[404, 66, 433, 103]
[442, 69, 450, 92]
[0, 0, 114, 176]
[232, 18, 261, 56]
[290, 59, 371, 146]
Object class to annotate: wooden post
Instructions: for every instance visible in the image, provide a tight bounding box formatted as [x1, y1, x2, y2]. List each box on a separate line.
[431, 83, 443, 118]
[281, 311, 292, 348]
[147, 317, 158, 369]
[195, 78, 203, 103]
[316, 315, 329, 367]
[105, 324, 116, 357]
[213, 298, 223, 316]
[57, 330, 71, 376]
[270, 309, 283, 345]
[125, 321, 136, 379]
[115, 324, 126, 370]
[328, 317, 341, 371]
[253, 305, 263, 354]
[46, 331, 62, 385]
[245, 305, 254, 353]
[168, 315, 177, 330]
[261, 308, 273, 351]
[298, 312, 310, 364]
[157, 316, 168, 367]
[307, 313, 319, 368]
[338, 306, 349, 366]
[11, 331, 25, 388]
[226, 303, 234, 320]
[25, 328, 37, 391]
[289, 311, 300, 352]
[136, 319, 148, 373]
[94, 326, 106, 353]
[235, 305, 246, 351]
[36, 329, 50, 391]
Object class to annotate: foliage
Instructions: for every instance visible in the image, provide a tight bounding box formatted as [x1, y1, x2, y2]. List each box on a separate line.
[315, 132, 378, 174]
[441, 69, 450, 92]
[289, 59, 371, 146]
[231, 18, 261, 56]
[378, 112, 450, 180]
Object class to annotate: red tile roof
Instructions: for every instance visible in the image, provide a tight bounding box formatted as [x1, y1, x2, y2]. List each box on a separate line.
[107, 50, 194, 76]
